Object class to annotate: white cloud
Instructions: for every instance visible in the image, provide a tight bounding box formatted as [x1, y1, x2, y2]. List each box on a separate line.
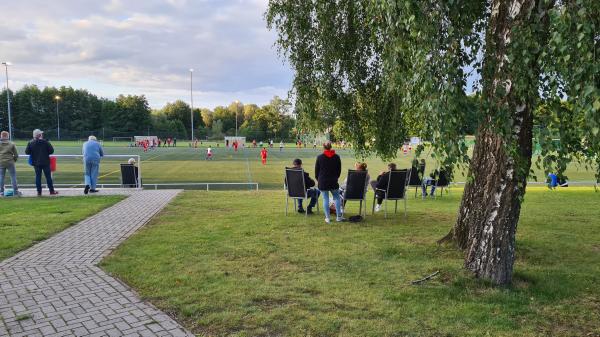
[0, 0, 292, 108]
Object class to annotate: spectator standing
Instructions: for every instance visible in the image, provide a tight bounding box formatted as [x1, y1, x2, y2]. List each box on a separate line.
[0, 131, 20, 196]
[82, 135, 104, 194]
[315, 141, 344, 223]
[25, 129, 58, 196]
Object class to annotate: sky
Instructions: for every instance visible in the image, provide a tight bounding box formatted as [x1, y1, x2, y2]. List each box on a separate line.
[0, 0, 293, 109]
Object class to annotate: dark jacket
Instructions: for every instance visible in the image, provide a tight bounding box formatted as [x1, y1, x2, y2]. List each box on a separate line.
[315, 150, 341, 190]
[375, 171, 391, 190]
[25, 138, 54, 166]
[302, 171, 315, 190]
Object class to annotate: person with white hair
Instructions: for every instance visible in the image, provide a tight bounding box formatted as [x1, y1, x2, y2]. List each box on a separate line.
[25, 129, 58, 196]
[0, 130, 20, 196]
[82, 135, 104, 194]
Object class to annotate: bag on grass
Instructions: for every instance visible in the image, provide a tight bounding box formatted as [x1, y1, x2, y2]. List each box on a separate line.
[349, 215, 363, 223]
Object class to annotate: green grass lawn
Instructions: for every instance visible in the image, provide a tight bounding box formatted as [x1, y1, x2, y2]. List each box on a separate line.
[101, 187, 600, 337]
[8, 141, 598, 189]
[0, 196, 124, 261]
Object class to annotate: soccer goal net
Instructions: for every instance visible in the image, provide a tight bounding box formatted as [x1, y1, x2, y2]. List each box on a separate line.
[113, 136, 133, 143]
[224, 136, 246, 147]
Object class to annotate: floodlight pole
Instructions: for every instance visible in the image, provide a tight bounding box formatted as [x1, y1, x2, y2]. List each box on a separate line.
[2, 62, 13, 141]
[190, 68, 194, 141]
[54, 95, 61, 140]
[235, 100, 239, 137]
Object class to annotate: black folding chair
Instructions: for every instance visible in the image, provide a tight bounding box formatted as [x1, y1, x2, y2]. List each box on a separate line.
[284, 168, 319, 216]
[120, 164, 139, 188]
[433, 170, 450, 198]
[407, 163, 425, 198]
[342, 170, 369, 217]
[372, 169, 411, 219]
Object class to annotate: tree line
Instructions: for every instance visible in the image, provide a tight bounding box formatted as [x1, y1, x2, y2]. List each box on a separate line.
[0, 85, 297, 141]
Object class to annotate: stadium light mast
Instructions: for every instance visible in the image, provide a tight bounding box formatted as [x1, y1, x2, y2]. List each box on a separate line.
[2, 62, 13, 141]
[189, 68, 194, 141]
[54, 95, 61, 140]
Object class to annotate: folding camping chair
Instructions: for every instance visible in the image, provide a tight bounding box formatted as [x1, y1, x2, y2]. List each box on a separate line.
[372, 169, 411, 219]
[341, 169, 369, 217]
[407, 163, 425, 198]
[433, 170, 450, 198]
[284, 168, 319, 216]
[120, 164, 139, 188]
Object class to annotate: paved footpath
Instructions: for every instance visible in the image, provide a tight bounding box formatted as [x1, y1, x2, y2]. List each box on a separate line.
[0, 190, 195, 337]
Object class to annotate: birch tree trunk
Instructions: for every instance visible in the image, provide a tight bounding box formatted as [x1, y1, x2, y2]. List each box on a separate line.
[451, 0, 552, 285]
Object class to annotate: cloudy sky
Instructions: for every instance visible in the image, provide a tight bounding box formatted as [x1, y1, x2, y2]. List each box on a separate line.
[0, 0, 293, 109]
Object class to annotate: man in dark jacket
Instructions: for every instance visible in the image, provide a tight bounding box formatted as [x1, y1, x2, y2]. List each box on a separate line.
[371, 163, 397, 211]
[315, 141, 344, 223]
[25, 129, 58, 196]
[290, 158, 320, 214]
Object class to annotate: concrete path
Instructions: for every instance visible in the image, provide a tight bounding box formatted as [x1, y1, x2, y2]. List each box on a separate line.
[0, 190, 195, 337]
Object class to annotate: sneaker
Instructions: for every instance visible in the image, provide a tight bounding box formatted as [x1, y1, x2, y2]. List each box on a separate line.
[306, 208, 314, 215]
[336, 217, 347, 222]
[90, 189, 99, 193]
[49, 191, 59, 195]
[325, 217, 331, 223]
[84, 185, 90, 195]
[297, 208, 306, 214]
[375, 204, 382, 212]
[37, 192, 42, 196]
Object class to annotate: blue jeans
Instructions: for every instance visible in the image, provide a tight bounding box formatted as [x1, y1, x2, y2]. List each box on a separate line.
[0, 163, 18, 193]
[297, 189, 320, 210]
[84, 160, 100, 189]
[421, 177, 436, 197]
[34, 165, 54, 193]
[321, 189, 342, 219]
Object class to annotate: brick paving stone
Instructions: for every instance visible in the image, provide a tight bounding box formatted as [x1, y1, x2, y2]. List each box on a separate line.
[0, 190, 195, 337]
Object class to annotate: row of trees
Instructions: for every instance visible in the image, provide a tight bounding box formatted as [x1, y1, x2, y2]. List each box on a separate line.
[0, 86, 297, 141]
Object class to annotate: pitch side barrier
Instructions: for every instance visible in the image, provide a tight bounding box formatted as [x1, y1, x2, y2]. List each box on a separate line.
[18, 154, 142, 189]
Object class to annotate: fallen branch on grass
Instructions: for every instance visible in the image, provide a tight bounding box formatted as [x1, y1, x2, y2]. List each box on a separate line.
[411, 271, 440, 285]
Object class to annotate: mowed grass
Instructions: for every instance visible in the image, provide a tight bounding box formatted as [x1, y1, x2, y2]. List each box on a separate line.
[0, 195, 124, 261]
[102, 187, 600, 337]
[10, 141, 599, 188]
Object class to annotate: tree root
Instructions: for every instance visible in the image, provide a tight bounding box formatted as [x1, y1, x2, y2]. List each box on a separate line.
[437, 231, 454, 245]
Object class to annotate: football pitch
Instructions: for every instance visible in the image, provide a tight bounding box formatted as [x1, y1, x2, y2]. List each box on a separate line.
[10, 141, 599, 190]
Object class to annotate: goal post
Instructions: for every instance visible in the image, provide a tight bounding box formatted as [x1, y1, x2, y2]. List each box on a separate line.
[224, 136, 246, 147]
[112, 136, 133, 143]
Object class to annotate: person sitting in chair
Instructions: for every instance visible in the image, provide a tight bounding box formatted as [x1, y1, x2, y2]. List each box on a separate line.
[340, 162, 370, 208]
[289, 158, 320, 214]
[370, 163, 396, 212]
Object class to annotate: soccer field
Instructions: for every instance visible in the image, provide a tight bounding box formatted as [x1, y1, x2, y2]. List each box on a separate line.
[10, 141, 598, 190]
